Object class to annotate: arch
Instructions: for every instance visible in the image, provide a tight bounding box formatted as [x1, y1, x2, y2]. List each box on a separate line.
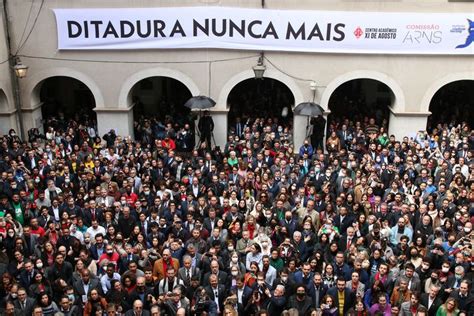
[118, 67, 200, 109]
[320, 70, 405, 112]
[420, 72, 474, 113]
[26, 67, 104, 109]
[217, 69, 304, 110]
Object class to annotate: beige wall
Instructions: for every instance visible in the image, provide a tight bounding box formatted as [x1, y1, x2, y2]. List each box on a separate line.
[0, 0, 472, 144]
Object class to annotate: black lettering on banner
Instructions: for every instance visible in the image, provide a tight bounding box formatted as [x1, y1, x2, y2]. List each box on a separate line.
[307, 23, 324, 41]
[262, 22, 278, 39]
[211, 19, 227, 37]
[229, 19, 245, 38]
[154, 20, 166, 37]
[137, 20, 151, 38]
[90, 21, 103, 38]
[120, 21, 135, 38]
[83, 21, 89, 38]
[170, 21, 186, 37]
[326, 23, 331, 40]
[333, 23, 345, 41]
[193, 19, 209, 36]
[67, 21, 82, 38]
[248, 20, 262, 38]
[286, 23, 305, 40]
[103, 21, 119, 38]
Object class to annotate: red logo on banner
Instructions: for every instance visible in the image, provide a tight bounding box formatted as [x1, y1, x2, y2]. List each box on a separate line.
[354, 27, 363, 39]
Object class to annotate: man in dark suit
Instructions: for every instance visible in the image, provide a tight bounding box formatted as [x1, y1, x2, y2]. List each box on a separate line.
[17, 260, 37, 289]
[73, 270, 101, 304]
[338, 226, 356, 252]
[89, 233, 106, 260]
[178, 255, 201, 287]
[420, 284, 443, 316]
[449, 279, 474, 315]
[198, 111, 214, 149]
[327, 279, 356, 316]
[333, 206, 353, 235]
[124, 299, 150, 316]
[203, 259, 229, 287]
[203, 208, 219, 233]
[205, 274, 227, 314]
[292, 262, 314, 288]
[307, 272, 328, 309]
[13, 288, 35, 316]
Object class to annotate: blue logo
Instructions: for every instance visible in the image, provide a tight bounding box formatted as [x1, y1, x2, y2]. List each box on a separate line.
[456, 19, 474, 49]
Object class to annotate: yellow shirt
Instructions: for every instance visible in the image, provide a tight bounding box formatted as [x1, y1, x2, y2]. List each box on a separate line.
[338, 290, 345, 316]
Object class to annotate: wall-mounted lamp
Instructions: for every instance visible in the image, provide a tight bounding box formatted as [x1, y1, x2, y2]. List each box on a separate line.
[13, 58, 28, 79]
[253, 52, 266, 79]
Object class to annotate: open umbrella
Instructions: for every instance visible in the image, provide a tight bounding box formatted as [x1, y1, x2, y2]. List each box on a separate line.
[293, 102, 324, 117]
[184, 96, 216, 110]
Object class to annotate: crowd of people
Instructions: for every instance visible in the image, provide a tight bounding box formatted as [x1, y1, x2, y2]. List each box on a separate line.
[0, 111, 472, 316]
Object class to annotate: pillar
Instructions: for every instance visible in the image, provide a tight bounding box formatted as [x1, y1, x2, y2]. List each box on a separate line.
[209, 110, 228, 149]
[21, 103, 43, 134]
[0, 109, 18, 135]
[95, 107, 134, 139]
[293, 115, 307, 151]
[388, 109, 430, 140]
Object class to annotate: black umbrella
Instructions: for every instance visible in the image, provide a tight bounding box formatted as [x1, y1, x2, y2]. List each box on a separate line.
[184, 96, 216, 110]
[293, 102, 324, 117]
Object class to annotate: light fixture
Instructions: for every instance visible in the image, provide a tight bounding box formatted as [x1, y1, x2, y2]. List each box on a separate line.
[310, 81, 317, 91]
[253, 52, 266, 79]
[13, 58, 28, 78]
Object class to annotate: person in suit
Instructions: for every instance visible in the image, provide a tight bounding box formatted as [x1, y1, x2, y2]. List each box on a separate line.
[198, 111, 214, 149]
[202, 259, 229, 287]
[89, 233, 106, 260]
[327, 279, 356, 316]
[420, 284, 443, 316]
[2, 300, 24, 316]
[292, 262, 314, 288]
[205, 274, 227, 314]
[124, 299, 151, 316]
[17, 260, 37, 289]
[152, 249, 180, 281]
[307, 272, 328, 309]
[13, 288, 35, 316]
[332, 206, 353, 236]
[449, 279, 474, 315]
[178, 255, 201, 287]
[73, 270, 101, 305]
[338, 227, 356, 252]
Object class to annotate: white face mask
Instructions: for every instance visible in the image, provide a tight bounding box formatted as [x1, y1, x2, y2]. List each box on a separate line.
[231, 271, 239, 276]
[10, 293, 17, 298]
[228, 246, 234, 252]
[464, 227, 471, 233]
[231, 257, 238, 263]
[281, 276, 288, 282]
[442, 267, 449, 273]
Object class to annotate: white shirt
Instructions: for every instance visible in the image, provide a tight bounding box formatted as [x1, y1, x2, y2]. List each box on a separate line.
[86, 226, 106, 239]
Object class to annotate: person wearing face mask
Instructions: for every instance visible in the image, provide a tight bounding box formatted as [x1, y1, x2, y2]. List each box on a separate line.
[287, 285, 312, 316]
[229, 251, 246, 273]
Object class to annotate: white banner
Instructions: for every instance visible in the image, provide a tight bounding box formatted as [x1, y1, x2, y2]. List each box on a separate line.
[53, 7, 474, 55]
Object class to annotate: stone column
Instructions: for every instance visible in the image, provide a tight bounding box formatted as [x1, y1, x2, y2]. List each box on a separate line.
[388, 109, 430, 141]
[95, 106, 134, 139]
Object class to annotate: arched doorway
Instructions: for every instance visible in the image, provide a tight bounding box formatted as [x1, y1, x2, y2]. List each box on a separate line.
[427, 80, 474, 130]
[327, 79, 394, 136]
[39, 76, 96, 132]
[227, 78, 295, 137]
[130, 77, 194, 145]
